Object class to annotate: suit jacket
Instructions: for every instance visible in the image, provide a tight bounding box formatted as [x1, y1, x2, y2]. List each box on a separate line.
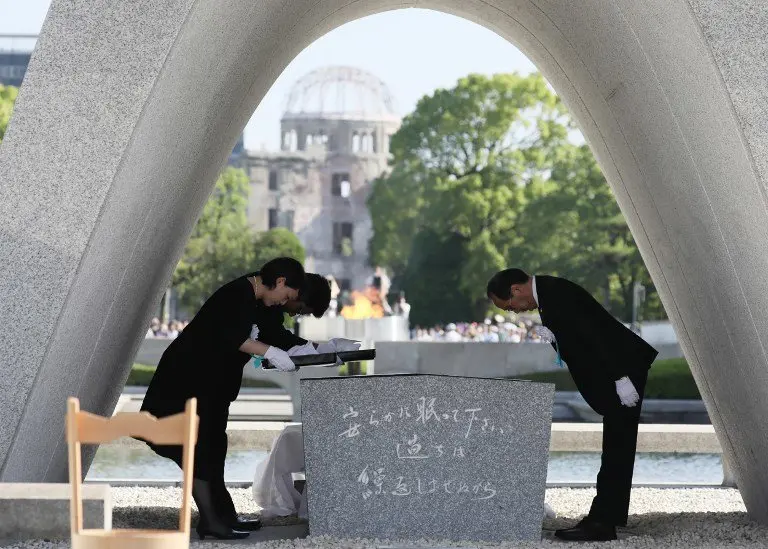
[535, 275, 658, 412]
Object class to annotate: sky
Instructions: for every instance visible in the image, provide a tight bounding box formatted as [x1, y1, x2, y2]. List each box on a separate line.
[0, 2, 540, 151]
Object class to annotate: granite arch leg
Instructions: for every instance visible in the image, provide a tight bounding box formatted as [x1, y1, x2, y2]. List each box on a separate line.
[1, 0, 768, 523]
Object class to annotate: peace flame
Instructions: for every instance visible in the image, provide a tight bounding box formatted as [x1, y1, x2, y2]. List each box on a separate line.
[340, 288, 384, 319]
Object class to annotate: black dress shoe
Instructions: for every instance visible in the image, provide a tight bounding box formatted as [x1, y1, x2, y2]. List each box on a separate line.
[196, 525, 250, 540]
[229, 517, 262, 531]
[555, 518, 616, 541]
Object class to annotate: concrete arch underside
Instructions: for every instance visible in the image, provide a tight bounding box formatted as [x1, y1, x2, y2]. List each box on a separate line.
[1, 0, 768, 521]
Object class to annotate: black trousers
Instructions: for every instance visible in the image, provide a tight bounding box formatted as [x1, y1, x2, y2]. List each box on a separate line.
[143, 399, 238, 521]
[584, 370, 648, 526]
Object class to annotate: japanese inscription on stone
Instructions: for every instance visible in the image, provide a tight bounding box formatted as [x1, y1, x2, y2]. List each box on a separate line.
[300, 374, 554, 542]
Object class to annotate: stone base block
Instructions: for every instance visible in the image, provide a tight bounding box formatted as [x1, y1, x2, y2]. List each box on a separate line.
[0, 483, 111, 542]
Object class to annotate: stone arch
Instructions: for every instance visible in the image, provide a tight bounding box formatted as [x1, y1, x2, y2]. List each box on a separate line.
[1, 0, 768, 522]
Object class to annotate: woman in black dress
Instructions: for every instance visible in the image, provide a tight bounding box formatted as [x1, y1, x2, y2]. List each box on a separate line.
[140, 257, 304, 540]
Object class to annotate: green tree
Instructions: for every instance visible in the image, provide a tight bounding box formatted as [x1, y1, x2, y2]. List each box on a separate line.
[253, 227, 305, 266]
[0, 84, 19, 145]
[512, 144, 665, 320]
[401, 230, 475, 327]
[369, 72, 572, 318]
[172, 167, 256, 311]
[173, 168, 307, 313]
[367, 160, 426, 275]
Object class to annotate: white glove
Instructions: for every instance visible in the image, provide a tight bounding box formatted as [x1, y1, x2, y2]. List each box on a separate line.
[535, 326, 556, 344]
[615, 376, 640, 407]
[264, 346, 296, 371]
[316, 338, 361, 354]
[287, 341, 318, 357]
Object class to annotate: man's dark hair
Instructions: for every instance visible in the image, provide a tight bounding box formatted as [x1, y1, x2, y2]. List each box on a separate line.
[299, 273, 332, 318]
[259, 257, 305, 289]
[486, 268, 530, 299]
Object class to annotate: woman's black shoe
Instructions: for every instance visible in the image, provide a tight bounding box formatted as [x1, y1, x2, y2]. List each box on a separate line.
[554, 517, 617, 541]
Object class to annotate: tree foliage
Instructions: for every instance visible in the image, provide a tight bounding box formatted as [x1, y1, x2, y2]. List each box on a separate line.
[369, 72, 665, 326]
[0, 84, 19, 145]
[172, 167, 305, 312]
[512, 144, 665, 320]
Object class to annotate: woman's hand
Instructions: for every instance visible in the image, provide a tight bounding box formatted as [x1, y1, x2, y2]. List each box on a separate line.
[264, 346, 297, 371]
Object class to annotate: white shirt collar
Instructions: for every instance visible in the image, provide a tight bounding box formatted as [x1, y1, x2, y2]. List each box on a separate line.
[532, 275, 539, 308]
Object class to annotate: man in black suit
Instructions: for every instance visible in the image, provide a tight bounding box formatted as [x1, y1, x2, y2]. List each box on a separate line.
[486, 269, 658, 541]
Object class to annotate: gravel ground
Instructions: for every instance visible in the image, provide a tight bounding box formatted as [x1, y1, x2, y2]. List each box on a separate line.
[3, 486, 767, 549]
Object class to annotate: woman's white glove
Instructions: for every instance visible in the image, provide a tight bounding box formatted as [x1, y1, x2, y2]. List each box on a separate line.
[264, 346, 296, 371]
[615, 376, 640, 407]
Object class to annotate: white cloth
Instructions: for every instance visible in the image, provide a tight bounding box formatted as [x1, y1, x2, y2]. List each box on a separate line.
[287, 341, 317, 357]
[250, 324, 260, 340]
[252, 424, 307, 519]
[316, 338, 361, 364]
[532, 274, 539, 308]
[316, 338, 361, 353]
[544, 501, 556, 518]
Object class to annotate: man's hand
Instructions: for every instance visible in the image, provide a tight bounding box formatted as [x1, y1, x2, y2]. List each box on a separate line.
[615, 376, 640, 407]
[264, 346, 296, 371]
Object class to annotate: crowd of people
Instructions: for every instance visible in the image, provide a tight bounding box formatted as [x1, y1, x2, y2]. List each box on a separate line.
[146, 318, 188, 338]
[411, 315, 548, 343]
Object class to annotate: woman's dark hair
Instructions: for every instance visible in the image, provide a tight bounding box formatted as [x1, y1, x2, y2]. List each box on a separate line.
[300, 273, 332, 318]
[259, 257, 305, 289]
[486, 268, 529, 299]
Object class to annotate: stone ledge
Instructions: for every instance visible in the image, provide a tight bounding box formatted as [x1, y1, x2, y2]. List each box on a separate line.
[0, 483, 111, 543]
[102, 421, 723, 454]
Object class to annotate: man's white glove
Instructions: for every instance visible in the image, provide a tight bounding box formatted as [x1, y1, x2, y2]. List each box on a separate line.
[615, 376, 640, 407]
[287, 341, 318, 357]
[264, 346, 296, 371]
[535, 326, 556, 344]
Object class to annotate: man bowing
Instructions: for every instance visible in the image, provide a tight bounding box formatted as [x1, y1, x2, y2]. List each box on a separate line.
[486, 269, 658, 541]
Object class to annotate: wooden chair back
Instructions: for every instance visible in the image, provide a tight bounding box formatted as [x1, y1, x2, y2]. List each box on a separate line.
[66, 397, 198, 549]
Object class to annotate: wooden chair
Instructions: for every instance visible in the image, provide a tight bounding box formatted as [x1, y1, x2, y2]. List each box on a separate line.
[67, 397, 198, 549]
